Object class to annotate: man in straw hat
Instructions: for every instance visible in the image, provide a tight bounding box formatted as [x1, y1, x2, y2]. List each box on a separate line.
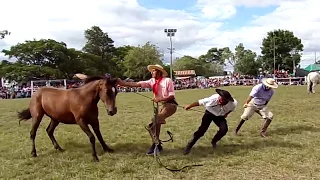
[117, 64, 178, 155]
[235, 78, 278, 137]
[183, 88, 238, 155]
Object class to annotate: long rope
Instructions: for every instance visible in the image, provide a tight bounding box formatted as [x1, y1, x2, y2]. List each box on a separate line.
[131, 90, 253, 172]
[133, 92, 205, 113]
[133, 91, 203, 172]
[151, 101, 203, 172]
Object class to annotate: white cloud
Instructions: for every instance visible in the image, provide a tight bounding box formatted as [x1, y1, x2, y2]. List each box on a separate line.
[0, 0, 319, 69]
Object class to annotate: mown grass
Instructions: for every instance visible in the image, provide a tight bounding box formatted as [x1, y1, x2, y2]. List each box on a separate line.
[1, 86, 320, 179]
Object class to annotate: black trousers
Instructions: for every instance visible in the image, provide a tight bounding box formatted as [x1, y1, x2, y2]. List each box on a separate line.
[193, 110, 228, 144]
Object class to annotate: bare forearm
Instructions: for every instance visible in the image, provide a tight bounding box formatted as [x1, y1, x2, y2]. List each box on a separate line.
[224, 111, 231, 118]
[119, 81, 141, 87]
[245, 96, 253, 104]
[187, 101, 200, 109]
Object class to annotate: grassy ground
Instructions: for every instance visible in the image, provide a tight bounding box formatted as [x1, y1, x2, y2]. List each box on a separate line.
[1, 86, 320, 179]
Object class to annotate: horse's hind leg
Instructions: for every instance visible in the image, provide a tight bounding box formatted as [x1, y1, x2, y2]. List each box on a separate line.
[91, 121, 114, 153]
[312, 83, 316, 93]
[30, 115, 44, 157]
[46, 119, 63, 152]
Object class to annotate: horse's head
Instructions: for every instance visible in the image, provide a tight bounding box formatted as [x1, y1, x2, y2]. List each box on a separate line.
[98, 78, 118, 116]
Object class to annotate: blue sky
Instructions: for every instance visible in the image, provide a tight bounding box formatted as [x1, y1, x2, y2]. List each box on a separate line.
[223, 6, 278, 30]
[137, 0, 277, 30]
[136, 0, 318, 70]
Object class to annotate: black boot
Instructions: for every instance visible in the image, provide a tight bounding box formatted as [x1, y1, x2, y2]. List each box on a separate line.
[260, 119, 272, 138]
[235, 119, 246, 136]
[146, 143, 162, 155]
[183, 136, 199, 155]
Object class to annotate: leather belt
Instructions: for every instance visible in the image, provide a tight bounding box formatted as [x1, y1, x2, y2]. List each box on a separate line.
[254, 103, 265, 106]
[165, 98, 179, 105]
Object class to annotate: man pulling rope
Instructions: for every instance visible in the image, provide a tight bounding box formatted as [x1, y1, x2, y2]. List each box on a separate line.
[235, 78, 278, 137]
[183, 89, 238, 154]
[117, 64, 178, 155]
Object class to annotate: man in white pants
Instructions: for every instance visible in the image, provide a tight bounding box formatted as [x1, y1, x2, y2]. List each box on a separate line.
[234, 78, 278, 137]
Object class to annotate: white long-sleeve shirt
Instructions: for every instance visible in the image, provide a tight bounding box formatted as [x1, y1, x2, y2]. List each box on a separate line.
[198, 94, 238, 116]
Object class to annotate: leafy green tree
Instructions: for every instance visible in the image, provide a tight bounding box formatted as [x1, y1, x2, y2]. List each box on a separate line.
[82, 26, 116, 75]
[197, 47, 229, 76]
[199, 47, 226, 65]
[112, 45, 135, 78]
[202, 62, 224, 76]
[234, 51, 259, 76]
[0, 61, 61, 82]
[221, 47, 235, 67]
[2, 39, 68, 67]
[162, 64, 175, 78]
[1, 39, 87, 78]
[122, 42, 162, 80]
[260, 29, 304, 72]
[173, 55, 223, 77]
[173, 56, 200, 71]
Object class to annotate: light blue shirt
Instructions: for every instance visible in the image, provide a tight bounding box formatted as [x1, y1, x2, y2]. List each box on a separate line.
[249, 84, 274, 105]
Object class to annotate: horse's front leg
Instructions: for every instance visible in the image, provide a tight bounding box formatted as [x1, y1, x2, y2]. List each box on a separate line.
[91, 121, 114, 153]
[78, 119, 99, 162]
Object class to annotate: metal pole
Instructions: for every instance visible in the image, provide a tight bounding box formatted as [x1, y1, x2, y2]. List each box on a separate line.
[169, 35, 173, 79]
[291, 49, 296, 75]
[273, 32, 276, 75]
[164, 29, 177, 80]
[293, 57, 296, 75]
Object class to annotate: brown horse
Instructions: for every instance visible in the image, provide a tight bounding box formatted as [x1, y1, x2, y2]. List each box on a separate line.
[17, 76, 118, 162]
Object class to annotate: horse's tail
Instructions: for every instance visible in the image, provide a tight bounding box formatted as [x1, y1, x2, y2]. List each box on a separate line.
[17, 108, 32, 125]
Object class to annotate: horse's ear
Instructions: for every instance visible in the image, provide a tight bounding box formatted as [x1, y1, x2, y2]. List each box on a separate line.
[108, 77, 118, 85]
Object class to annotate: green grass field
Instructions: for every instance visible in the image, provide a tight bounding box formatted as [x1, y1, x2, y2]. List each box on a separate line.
[1, 86, 320, 179]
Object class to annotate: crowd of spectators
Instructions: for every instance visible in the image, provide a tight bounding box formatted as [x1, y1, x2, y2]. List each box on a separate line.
[0, 71, 305, 99]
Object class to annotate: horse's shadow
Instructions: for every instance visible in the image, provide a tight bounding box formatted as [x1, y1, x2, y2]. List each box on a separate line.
[62, 124, 312, 159]
[62, 141, 153, 155]
[181, 138, 302, 158]
[267, 124, 320, 135]
[62, 138, 302, 159]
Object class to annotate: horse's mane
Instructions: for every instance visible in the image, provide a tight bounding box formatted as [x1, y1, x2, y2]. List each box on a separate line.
[83, 76, 105, 84]
[83, 76, 117, 85]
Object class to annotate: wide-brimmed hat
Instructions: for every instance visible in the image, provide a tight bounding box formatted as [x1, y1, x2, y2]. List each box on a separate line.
[74, 73, 88, 80]
[215, 88, 234, 102]
[147, 64, 168, 77]
[262, 78, 278, 88]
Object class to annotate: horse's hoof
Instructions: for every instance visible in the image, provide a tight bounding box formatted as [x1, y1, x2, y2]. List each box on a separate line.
[31, 152, 37, 157]
[105, 148, 115, 153]
[57, 148, 65, 152]
[93, 157, 99, 162]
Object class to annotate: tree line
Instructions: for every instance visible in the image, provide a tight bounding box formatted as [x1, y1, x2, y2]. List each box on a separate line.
[0, 27, 304, 83]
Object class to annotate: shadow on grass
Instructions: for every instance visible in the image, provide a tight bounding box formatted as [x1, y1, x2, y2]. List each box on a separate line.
[268, 124, 320, 135]
[62, 141, 152, 155]
[61, 137, 302, 160]
[182, 138, 302, 159]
